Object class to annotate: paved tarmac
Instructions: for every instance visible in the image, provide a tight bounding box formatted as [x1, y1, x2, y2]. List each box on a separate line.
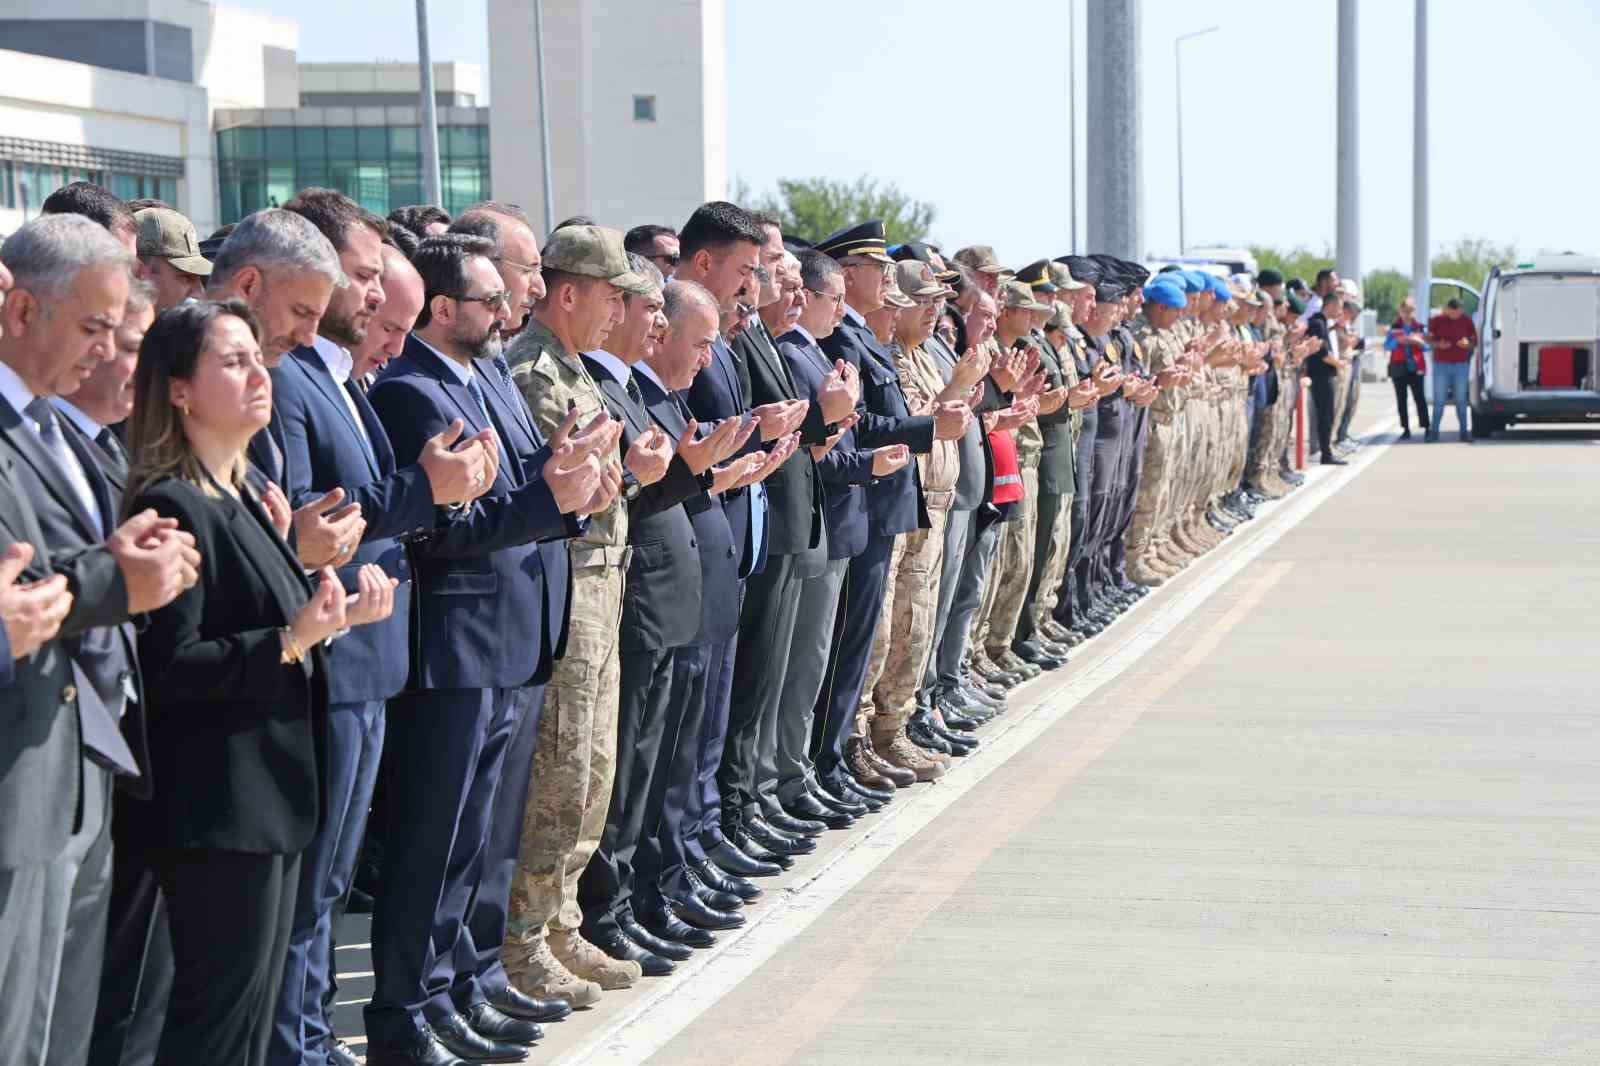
[339, 390, 1600, 1064]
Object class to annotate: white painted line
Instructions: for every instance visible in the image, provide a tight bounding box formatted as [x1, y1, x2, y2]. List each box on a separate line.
[556, 427, 1397, 1066]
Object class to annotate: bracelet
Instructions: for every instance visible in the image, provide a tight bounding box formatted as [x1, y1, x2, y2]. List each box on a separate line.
[280, 627, 306, 665]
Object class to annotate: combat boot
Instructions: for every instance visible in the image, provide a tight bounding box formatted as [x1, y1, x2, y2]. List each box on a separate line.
[845, 733, 900, 790]
[1128, 560, 1165, 587]
[872, 726, 946, 782]
[548, 928, 641, 991]
[972, 651, 1021, 688]
[507, 935, 604, 1008]
[990, 648, 1041, 680]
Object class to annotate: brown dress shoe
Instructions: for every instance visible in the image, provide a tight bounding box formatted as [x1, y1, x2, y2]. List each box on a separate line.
[872, 729, 945, 782]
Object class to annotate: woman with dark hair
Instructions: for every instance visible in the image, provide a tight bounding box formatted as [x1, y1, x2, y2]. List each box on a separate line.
[119, 299, 395, 1066]
[1385, 294, 1431, 439]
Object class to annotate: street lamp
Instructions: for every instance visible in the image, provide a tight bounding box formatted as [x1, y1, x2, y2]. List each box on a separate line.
[1175, 25, 1220, 255]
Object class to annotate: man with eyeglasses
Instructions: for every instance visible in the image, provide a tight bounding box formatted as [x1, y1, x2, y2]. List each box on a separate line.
[450, 202, 546, 337]
[624, 224, 681, 280]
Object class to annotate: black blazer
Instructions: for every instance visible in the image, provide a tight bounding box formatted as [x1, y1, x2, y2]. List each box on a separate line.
[0, 454, 84, 868]
[733, 321, 829, 569]
[123, 475, 328, 855]
[637, 372, 741, 646]
[685, 337, 763, 578]
[582, 355, 705, 654]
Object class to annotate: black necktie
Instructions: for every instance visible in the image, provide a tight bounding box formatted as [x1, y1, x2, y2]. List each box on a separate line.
[625, 374, 644, 409]
[96, 426, 128, 467]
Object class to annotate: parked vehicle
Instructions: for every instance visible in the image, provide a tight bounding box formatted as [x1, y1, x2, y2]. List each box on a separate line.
[1472, 255, 1600, 436]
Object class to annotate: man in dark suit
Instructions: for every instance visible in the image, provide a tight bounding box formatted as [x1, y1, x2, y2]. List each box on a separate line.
[812, 222, 968, 806]
[0, 215, 197, 1066]
[779, 252, 911, 819]
[265, 191, 507, 1066]
[363, 234, 615, 1066]
[674, 203, 813, 875]
[573, 268, 734, 976]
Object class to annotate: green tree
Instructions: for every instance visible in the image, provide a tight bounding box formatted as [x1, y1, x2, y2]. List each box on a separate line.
[1430, 237, 1518, 290]
[1248, 243, 1334, 288]
[1360, 268, 1410, 325]
[733, 176, 936, 244]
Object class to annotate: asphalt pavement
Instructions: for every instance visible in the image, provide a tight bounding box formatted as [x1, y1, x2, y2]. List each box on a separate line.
[339, 388, 1600, 1064]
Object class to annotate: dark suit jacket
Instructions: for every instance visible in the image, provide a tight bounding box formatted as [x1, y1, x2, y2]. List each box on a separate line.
[780, 331, 877, 561]
[819, 315, 932, 536]
[367, 335, 577, 691]
[637, 373, 740, 645]
[123, 475, 328, 854]
[685, 336, 764, 577]
[0, 396, 146, 800]
[0, 454, 85, 867]
[582, 355, 704, 654]
[269, 345, 433, 704]
[734, 320, 828, 571]
[1305, 312, 1338, 380]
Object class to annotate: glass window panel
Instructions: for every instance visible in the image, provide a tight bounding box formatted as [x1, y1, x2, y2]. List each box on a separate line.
[444, 126, 476, 158]
[236, 127, 263, 158]
[219, 176, 241, 224]
[235, 160, 266, 217]
[264, 128, 294, 162]
[357, 127, 388, 161]
[266, 165, 295, 209]
[216, 129, 237, 160]
[0, 162, 13, 209]
[353, 164, 388, 214]
[326, 163, 359, 200]
[296, 162, 328, 191]
[326, 127, 357, 162]
[389, 126, 419, 157]
[442, 163, 483, 216]
[295, 127, 326, 159]
[160, 177, 178, 208]
[109, 173, 139, 200]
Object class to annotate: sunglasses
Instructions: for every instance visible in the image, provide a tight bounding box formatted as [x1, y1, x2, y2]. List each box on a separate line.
[451, 290, 511, 309]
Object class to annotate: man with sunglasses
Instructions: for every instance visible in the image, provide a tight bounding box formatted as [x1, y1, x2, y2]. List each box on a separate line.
[625, 224, 681, 280]
[451, 202, 545, 337]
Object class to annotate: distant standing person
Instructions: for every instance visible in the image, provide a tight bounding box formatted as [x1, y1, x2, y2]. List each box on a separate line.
[1426, 298, 1476, 442]
[1385, 296, 1430, 439]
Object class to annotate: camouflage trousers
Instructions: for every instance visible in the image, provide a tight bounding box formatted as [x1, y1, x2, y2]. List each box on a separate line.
[983, 463, 1039, 656]
[505, 561, 624, 956]
[860, 504, 949, 736]
[1128, 418, 1179, 562]
[1030, 489, 1073, 629]
[1331, 360, 1353, 440]
[1223, 391, 1251, 493]
[1184, 400, 1217, 525]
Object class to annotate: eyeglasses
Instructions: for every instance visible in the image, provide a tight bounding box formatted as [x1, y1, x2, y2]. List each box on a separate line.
[805, 288, 845, 307]
[451, 290, 511, 309]
[494, 255, 540, 273]
[649, 253, 680, 268]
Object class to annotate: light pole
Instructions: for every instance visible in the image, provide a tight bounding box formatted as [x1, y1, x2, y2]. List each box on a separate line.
[1175, 25, 1219, 255]
[415, 0, 442, 208]
[532, 0, 555, 235]
[1068, 0, 1077, 252]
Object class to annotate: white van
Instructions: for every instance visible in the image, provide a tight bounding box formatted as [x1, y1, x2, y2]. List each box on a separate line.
[1473, 256, 1600, 436]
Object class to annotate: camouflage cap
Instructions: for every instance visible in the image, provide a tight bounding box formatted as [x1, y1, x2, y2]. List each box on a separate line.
[1048, 260, 1087, 291]
[894, 260, 944, 300]
[134, 207, 212, 275]
[952, 245, 1012, 277]
[881, 273, 914, 309]
[541, 224, 653, 295]
[1045, 304, 1073, 331]
[999, 279, 1051, 313]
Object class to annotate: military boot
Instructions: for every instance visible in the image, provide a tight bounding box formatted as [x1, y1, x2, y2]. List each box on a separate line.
[991, 648, 1041, 680]
[845, 733, 901, 790]
[1128, 560, 1165, 587]
[548, 928, 641, 991]
[872, 725, 946, 782]
[507, 935, 604, 1008]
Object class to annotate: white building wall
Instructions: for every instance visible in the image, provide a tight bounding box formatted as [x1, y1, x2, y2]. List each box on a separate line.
[0, 47, 215, 234]
[487, 0, 725, 236]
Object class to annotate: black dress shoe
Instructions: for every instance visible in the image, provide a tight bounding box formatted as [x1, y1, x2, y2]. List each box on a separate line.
[732, 829, 794, 870]
[708, 839, 781, 878]
[694, 858, 761, 901]
[764, 808, 825, 836]
[641, 907, 716, 949]
[1321, 454, 1349, 465]
[486, 984, 572, 1024]
[430, 1010, 528, 1062]
[744, 816, 815, 856]
[783, 791, 854, 830]
[685, 868, 745, 913]
[671, 891, 746, 930]
[595, 929, 675, 977]
[814, 778, 870, 815]
[1012, 641, 1065, 669]
[837, 776, 890, 809]
[464, 1001, 542, 1047]
[907, 718, 954, 755]
[620, 916, 693, 962]
[939, 707, 981, 732]
[328, 1038, 364, 1066]
[364, 1027, 469, 1066]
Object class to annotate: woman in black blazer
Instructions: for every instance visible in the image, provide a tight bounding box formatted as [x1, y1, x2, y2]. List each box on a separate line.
[119, 300, 395, 1066]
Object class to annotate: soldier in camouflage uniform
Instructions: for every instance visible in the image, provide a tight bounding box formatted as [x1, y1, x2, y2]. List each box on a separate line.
[502, 226, 651, 1002]
[1127, 280, 1191, 584]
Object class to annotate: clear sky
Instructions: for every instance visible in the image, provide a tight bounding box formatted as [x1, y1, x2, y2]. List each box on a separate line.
[246, 0, 1600, 274]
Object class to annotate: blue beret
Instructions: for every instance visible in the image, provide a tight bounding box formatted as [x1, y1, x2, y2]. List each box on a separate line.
[1142, 281, 1187, 309]
[1178, 270, 1209, 293]
[1207, 274, 1231, 301]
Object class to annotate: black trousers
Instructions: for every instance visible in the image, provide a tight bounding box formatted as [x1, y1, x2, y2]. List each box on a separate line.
[720, 553, 801, 816]
[148, 848, 299, 1066]
[1391, 372, 1429, 431]
[87, 848, 171, 1066]
[1308, 373, 1337, 458]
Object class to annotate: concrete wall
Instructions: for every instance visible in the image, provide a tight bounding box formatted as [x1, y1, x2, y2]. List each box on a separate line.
[0, 46, 215, 234]
[487, 0, 726, 236]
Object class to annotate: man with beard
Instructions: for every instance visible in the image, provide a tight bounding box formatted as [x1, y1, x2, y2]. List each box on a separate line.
[364, 233, 617, 1066]
[449, 202, 546, 338]
[268, 191, 503, 1066]
[502, 226, 662, 1004]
